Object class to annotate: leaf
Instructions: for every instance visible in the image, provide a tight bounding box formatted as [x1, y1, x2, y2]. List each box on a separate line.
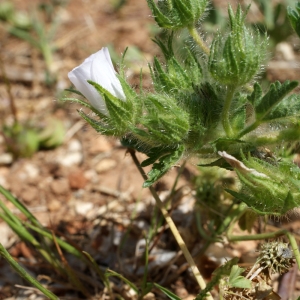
[262, 94, 300, 122]
[254, 81, 298, 120]
[211, 138, 247, 153]
[143, 145, 184, 187]
[228, 265, 251, 289]
[287, 2, 300, 37]
[153, 283, 181, 300]
[105, 269, 138, 294]
[198, 157, 233, 170]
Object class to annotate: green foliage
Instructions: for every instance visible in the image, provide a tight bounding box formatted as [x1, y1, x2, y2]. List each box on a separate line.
[0, 243, 59, 300]
[222, 152, 300, 215]
[150, 34, 202, 94]
[208, 5, 267, 87]
[133, 94, 190, 147]
[67, 2, 300, 207]
[287, 1, 300, 37]
[236, 80, 299, 138]
[154, 283, 181, 300]
[249, 80, 298, 121]
[195, 258, 239, 299]
[0, 185, 104, 298]
[143, 145, 184, 187]
[146, 0, 208, 29]
[228, 265, 251, 288]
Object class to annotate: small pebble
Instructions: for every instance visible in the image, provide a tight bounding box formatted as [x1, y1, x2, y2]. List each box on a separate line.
[95, 158, 116, 173]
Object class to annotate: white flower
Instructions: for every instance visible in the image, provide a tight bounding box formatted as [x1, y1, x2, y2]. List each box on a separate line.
[68, 47, 126, 115]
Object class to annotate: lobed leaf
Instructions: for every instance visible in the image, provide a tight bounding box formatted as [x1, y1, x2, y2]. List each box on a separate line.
[143, 145, 184, 187]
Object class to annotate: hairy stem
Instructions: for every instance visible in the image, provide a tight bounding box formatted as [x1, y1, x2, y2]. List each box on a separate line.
[222, 85, 236, 137]
[188, 26, 210, 55]
[129, 149, 213, 299]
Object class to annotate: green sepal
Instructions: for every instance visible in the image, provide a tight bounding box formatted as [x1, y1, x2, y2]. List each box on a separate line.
[143, 145, 184, 187]
[254, 80, 298, 120]
[152, 34, 174, 61]
[134, 94, 190, 147]
[173, 0, 194, 26]
[287, 2, 300, 37]
[220, 151, 300, 215]
[64, 88, 84, 97]
[151, 57, 177, 92]
[225, 189, 293, 216]
[208, 5, 265, 87]
[184, 47, 202, 85]
[147, 0, 208, 30]
[62, 97, 109, 121]
[282, 191, 299, 216]
[117, 75, 142, 120]
[151, 56, 191, 93]
[88, 81, 134, 134]
[77, 110, 117, 136]
[147, 0, 174, 29]
[187, 82, 222, 129]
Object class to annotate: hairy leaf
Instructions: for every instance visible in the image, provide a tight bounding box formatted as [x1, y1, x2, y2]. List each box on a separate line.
[143, 145, 184, 187]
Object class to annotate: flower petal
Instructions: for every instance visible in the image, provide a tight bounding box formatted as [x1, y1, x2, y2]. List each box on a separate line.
[90, 48, 126, 101]
[68, 47, 125, 116]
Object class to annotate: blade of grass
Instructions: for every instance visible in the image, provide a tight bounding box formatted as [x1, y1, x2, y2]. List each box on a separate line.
[52, 231, 91, 298]
[0, 243, 59, 300]
[0, 212, 63, 272]
[82, 251, 113, 297]
[106, 269, 139, 294]
[0, 185, 41, 227]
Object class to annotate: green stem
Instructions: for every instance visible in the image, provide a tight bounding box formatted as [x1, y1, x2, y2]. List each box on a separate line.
[188, 26, 210, 55]
[129, 149, 213, 300]
[222, 85, 236, 137]
[285, 231, 300, 271]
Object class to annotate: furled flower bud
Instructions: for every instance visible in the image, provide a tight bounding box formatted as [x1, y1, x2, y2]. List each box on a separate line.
[218, 151, 300, 215]
[68, 47, 126, 115]
[208, 5, 267, 87]
[147, 0, 208, 30]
